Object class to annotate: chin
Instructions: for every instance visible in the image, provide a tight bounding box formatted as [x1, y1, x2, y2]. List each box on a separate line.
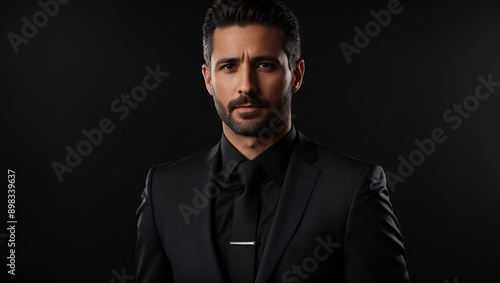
[226, 119, 267, 137]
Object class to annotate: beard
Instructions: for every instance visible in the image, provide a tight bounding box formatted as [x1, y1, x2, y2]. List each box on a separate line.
[213, 87, 292, 137]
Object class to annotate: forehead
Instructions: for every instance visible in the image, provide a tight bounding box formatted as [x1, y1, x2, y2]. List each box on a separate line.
[211, 24, 284, 58]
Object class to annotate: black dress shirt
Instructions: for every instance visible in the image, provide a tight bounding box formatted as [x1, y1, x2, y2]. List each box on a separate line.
[213, 125, 297, 280]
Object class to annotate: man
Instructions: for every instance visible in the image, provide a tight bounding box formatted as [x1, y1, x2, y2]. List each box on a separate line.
[136, 0, 410, 282]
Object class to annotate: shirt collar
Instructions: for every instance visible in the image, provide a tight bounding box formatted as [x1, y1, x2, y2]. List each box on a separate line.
[220, 125, 297, 186]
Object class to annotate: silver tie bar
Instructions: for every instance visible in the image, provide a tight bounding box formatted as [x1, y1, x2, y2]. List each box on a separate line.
[229, 241, 258, 246]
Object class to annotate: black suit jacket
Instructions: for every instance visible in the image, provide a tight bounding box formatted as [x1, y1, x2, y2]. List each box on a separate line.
[136, 130, 410, 282]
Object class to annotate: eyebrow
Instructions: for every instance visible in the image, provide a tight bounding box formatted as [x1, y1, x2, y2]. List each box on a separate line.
[214, 56, 282, 67]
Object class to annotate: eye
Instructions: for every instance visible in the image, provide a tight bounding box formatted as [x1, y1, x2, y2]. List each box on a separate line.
[258, 62, 275, 70]
[221, 63, 236, 70]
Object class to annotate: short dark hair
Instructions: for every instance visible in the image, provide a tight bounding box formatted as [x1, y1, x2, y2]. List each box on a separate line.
[202, 0, 301, 70]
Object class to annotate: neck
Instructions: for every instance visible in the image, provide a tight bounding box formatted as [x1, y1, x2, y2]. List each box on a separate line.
[222, 120, 292, 160]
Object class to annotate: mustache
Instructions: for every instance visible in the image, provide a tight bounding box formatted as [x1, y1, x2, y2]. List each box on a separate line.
[228, 95, 270, 112]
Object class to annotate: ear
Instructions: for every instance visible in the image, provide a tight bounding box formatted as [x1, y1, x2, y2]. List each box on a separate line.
[291, 58, 305, 93]
[201, 63, 214, 96]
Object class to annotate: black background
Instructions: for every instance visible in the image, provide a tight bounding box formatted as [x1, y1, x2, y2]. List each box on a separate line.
[2, 0, 499, 282]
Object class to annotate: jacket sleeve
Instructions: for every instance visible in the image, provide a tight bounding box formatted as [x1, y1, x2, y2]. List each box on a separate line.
[343, 165, 410, 283]
[135, 166, 174, 283]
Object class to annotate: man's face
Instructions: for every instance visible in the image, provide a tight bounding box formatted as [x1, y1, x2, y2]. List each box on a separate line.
[202, 24, 304, 137]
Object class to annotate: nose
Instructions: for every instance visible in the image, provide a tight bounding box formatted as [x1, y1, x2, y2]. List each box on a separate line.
[237, 63, 257, 96]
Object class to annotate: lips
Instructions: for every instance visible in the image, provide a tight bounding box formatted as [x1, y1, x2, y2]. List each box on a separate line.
[235, 105, 261, 112]
[228, 96, 269, 112]
[235, 104, 261, 108]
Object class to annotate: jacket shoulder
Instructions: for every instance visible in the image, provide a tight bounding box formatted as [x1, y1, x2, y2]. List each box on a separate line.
[296, 130, 379, 172]
[305, 139, 384, 183]
[315, 142, 377, 168]
[149, 143, 218, 178]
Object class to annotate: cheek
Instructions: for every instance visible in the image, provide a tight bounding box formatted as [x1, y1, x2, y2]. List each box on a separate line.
[212, 76, 234, 102]
[262, 74, 292, 99]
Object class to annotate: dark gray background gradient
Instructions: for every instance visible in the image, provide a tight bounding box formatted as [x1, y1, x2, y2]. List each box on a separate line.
[2, 0, 499, 282]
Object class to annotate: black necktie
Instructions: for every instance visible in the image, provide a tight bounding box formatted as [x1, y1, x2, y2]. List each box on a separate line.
[227, 160, 264, 283]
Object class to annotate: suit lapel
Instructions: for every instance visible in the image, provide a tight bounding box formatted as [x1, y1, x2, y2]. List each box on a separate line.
[256, 132, 321, 283]
[186, 141, 226, 282]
